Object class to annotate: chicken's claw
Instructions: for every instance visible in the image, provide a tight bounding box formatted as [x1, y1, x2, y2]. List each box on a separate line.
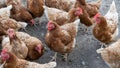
[62, 53, 68, 62]
[100, 43, 108, 48]
[50, 52, 57, 62]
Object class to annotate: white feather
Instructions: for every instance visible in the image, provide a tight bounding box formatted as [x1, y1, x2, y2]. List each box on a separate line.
[0, 5, 12, 18]
[0, 61, 5, 68]
[2, 36, 10, 47]
[111, 28, 119, 41]
[72, 38, 76, 48]
[73, 19, 80, 32]
[104, 0, 118, 24]
[43, 6, 49, 20]
[18, 22, 28, 28]
[28, 61, 57, 68]
[7, 5, 12, 10]
[46, 62, 57, 68]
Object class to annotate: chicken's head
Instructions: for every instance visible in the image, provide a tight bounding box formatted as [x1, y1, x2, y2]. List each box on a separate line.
[30, 19, 35, 25]
[7, 28, 15, 38]
[47, 21, 56, 31]
[94, 13, 101, 23]
[35, 44, 42, 54]
[75, 7, 83, 16]
[1, 49, 10, 61]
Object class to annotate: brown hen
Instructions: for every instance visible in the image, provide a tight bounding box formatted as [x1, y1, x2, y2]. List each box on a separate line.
[0, 50, 56, 68]
[45, 19, 80, 61]
[5, 0, 35, 25]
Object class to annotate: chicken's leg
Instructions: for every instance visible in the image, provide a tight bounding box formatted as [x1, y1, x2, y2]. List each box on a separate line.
[30, 19, 39, 29]
[80, 24, 88, 33]
[62, 53, 68, 62]
[100, 43, 108, 48]
[50, 52, 57, 62]
[21, 27, 27, 32]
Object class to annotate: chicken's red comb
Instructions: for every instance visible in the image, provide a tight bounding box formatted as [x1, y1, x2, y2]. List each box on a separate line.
[1, 49, 7, 54]
[94, 13, 101, 18]
[77, 7, 82, 11]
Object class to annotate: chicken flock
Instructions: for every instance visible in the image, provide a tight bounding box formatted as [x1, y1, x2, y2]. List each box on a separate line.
[0, 0, 119, 68]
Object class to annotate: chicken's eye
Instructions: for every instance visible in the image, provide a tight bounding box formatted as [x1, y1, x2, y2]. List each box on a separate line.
[9, 30, 13, 33]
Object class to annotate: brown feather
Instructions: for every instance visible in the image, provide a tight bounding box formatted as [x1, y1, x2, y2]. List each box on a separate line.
[27, 0, 44, 18]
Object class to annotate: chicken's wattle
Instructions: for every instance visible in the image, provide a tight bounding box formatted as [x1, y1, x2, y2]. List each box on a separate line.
[35, 45, 42, 53]
[1, 50, 10, 61]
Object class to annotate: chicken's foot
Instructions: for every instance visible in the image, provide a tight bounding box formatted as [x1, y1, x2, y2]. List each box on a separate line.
[50, 52, 57, 62]
[33, 24, 39, 30]
[100, 43, 108, 48]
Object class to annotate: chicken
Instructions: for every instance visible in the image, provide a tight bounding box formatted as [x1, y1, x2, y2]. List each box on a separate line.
[96, 39, 120, 68]
[27, 0, 44, 18]
[5, 0, 35, 25]
[13, 31, 44, 60]
[45, 0, 76, 12]
[45, 19, 80, 61]
[93, 0, 118, 46]
[0, 49, 57, 68]
[44, 6, 82, 25]
[75, 0, 102, 32]
[2, 28, 28, 59]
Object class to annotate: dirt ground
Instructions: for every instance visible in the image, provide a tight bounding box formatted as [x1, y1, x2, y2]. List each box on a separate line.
[21, 0, 120, 68]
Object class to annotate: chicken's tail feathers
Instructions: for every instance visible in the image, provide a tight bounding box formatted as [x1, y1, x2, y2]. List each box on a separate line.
[96, 48, 104, 54]
[73, 19, 80, 32]
[17, 22, 28, 29]
[7, 5, 12, 10]
[43, 5, 49, 20]
[47, 61, 57, 68]
[109, 0, 117, 13]
[91, 0, 102, 9]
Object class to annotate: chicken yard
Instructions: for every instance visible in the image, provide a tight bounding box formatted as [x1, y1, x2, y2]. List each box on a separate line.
[27, 0, 120, 68]
[0, 0, 120, 68]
